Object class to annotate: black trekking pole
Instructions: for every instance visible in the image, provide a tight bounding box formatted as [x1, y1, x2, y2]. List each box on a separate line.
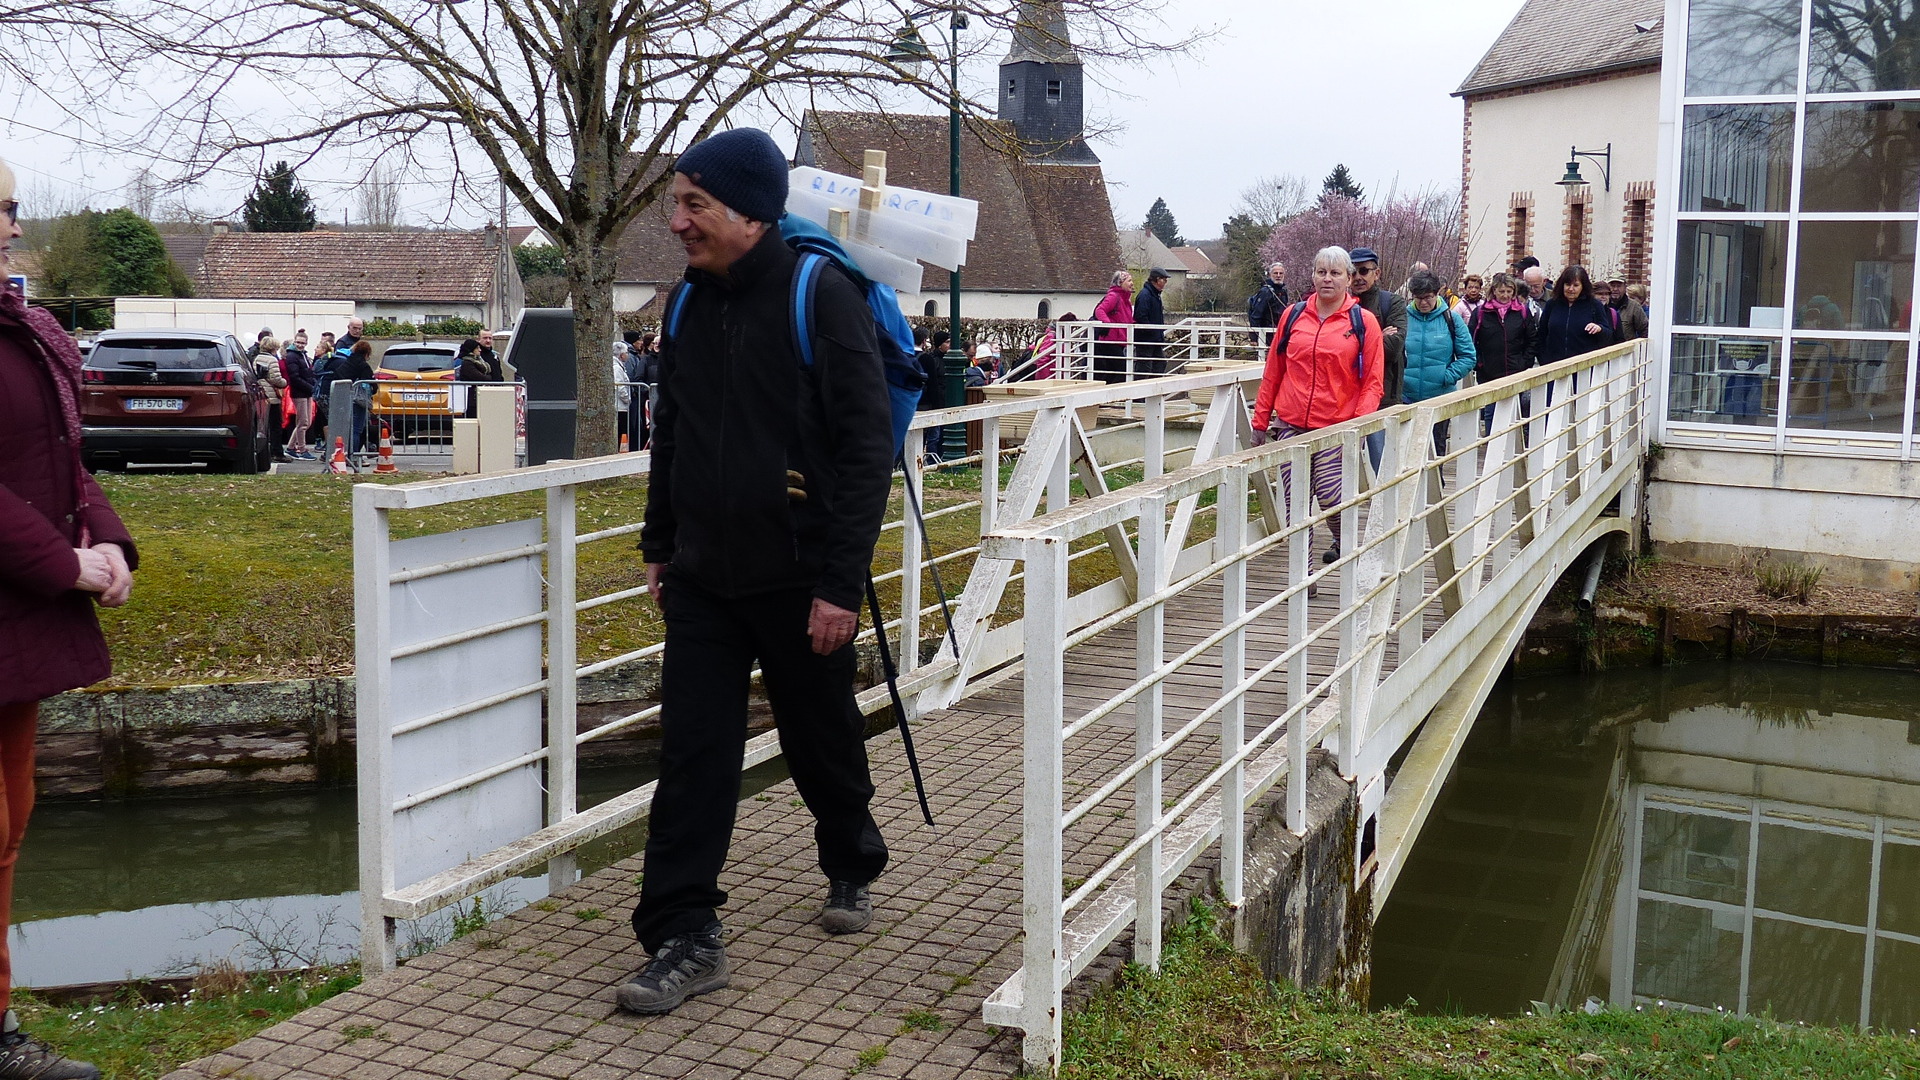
[865, 576, 936, 827]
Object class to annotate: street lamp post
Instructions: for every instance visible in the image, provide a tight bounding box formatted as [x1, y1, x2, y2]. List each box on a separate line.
[941, 10, 969, 461]
[889, 8, 969, 461]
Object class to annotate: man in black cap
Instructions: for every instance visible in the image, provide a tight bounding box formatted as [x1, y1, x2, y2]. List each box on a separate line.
[1347, 246, 1407, 476]
[619, 127, 894, 1016]
[1133, 267, 1170, 376]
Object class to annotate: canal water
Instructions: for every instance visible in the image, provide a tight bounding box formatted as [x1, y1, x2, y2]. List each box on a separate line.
[1373, 661, 1920, 1032]
[8, 760, 787, 989]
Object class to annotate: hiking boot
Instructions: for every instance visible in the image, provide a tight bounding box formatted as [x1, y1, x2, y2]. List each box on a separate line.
[1321, 543, 1341, 566]
[0, 1017, 100, 1080]
[615, 923, 728, 1015]
[820, 880, 873, 935]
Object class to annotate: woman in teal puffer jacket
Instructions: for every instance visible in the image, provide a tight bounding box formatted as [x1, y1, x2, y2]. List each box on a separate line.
[1400, 269, 1477, 453]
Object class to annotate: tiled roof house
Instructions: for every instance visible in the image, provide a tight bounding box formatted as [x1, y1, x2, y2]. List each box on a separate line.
[1454, 0, 1664, 284]
[192, 229, 523, 328]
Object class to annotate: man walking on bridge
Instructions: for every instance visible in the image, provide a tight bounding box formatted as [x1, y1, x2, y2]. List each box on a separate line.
[619, 128, 895, 1016]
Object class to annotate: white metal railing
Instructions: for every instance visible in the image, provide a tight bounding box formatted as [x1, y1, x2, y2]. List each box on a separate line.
[978, 340, 1651, 1072]
[352, 355, 1273, 971]
[996, 319, 1272, 385]
[333, 379, 528, 467]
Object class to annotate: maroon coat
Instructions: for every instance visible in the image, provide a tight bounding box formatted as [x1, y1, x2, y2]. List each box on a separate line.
[0, 294, 138, 705]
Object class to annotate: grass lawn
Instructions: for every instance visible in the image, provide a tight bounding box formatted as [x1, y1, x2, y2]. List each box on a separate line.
[91, 464, 1151, 687]
[1064, 903, 1920, 1079]
[12, 967, 360, 1080]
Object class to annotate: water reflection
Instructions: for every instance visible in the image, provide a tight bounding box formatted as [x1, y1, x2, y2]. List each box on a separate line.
[1373, 662, 1920, 1031]
[7, 760, 786, 988]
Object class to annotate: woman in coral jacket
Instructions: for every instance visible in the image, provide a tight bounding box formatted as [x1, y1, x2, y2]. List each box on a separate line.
[1250, 245, 1386, 566]
[0, 157, 130, 1080]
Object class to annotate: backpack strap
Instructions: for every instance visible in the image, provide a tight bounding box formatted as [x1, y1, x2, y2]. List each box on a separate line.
[1348, 304, 1368, 379]
[663, 281, 694, 341]
[790, 252, 828, 370]
[1274, 301, 1308, 357]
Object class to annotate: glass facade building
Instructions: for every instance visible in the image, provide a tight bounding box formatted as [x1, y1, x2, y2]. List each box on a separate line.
[1659, 0, 1920, 456]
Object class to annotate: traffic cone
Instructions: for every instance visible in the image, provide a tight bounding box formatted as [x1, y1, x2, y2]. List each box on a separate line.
[374, 424, 399, 474]
[619, 432, 629, 453]
[329, 437, 351, 475]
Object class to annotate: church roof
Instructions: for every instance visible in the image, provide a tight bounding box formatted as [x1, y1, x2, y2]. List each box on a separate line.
[1457, 0, 1663, 96]
[797, 110, 1121, 294]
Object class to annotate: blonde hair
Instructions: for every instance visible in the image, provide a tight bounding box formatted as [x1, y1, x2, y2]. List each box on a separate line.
[259, 336, 281, 354]
[0, 158, 14, 201]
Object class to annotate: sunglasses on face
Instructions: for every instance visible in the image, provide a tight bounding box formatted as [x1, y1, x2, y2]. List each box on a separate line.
[1, 201, 16, 226]
[1353, 265, 1377, 275]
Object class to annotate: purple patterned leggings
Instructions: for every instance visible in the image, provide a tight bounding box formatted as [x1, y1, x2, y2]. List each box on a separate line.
[1272, 421, 1344, 547]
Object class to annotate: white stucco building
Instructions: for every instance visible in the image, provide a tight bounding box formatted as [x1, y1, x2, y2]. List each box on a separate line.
[1648, 0, 1920, 590]
[1457, 0, 1664, 284]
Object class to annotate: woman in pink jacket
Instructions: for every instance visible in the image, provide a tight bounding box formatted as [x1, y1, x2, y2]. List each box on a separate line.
[1092, 271, 1134, 383]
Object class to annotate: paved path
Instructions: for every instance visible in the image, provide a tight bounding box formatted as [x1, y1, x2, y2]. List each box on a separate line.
[163, 541, 1388, 1080]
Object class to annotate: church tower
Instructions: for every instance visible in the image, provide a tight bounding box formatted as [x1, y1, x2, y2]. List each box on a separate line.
[997, 2, 1099, 165]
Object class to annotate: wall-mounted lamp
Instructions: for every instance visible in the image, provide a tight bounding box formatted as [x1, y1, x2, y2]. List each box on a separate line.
[1558, 143, 1612, 192]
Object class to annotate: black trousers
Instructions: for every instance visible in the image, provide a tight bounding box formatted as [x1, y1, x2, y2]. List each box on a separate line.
[631, 573, 889, 952]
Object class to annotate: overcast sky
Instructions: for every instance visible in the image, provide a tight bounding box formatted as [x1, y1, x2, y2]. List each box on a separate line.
[1, 0, 1526, 240]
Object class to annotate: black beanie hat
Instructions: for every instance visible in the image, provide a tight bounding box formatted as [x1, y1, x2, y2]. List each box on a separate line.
[674, 128, 789, 225]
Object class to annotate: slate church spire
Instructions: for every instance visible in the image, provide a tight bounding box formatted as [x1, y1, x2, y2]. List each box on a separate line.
[997, 2, 1098, 164]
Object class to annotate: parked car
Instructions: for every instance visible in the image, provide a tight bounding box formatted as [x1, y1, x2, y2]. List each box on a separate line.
[80, 329, 273, 473]
[370, 342, 463, 421]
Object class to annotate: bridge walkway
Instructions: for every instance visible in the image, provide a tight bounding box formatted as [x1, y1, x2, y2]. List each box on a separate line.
[162, 544, 1422, 1080]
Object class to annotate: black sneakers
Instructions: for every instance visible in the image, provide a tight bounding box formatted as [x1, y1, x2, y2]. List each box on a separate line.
[615, 922, 729, 1015]
[820, 880, 873, 935]
[0, 1014, 99, 1080]
[1321, 542, 1341, 565]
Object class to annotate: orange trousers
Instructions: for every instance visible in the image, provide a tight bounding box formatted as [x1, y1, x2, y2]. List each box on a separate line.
[0, 704, 37, 1011]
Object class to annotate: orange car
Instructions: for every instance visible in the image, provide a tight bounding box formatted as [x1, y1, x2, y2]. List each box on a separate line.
[370, 342, 463, 419]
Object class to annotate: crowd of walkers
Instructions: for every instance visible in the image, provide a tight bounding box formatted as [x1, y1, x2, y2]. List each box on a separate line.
[1246, 244, 1649, 566]
[240, 320, 512, 459]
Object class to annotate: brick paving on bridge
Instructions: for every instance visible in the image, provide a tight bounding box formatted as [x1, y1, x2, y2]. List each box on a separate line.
[163, 547, 1361, 1080]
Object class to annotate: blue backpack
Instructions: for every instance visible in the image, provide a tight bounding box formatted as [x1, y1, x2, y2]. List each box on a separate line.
[663, 214, 925, 463]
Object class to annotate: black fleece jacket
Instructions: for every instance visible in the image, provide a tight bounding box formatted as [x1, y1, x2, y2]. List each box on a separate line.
[640, 229, 892, 612]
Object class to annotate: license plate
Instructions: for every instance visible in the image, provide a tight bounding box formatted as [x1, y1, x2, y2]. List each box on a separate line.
[397, 391, 443, 403]
[127, 398, 187, 412]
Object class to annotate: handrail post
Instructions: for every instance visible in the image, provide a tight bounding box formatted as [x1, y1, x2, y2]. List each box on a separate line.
[1144, 394, 1165, 479]
[1335, 429, 1361, 779]
[546, 485, 579, 893]
[354, 490, 397, 974]
[1020, 534, 1068, 1075]
[1218, 465, 1249, 909]
[1133, 494, 1167, 971]
[1285, 442, 1310, 834]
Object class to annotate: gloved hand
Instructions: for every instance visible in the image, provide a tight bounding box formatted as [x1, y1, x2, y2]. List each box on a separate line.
[1251, 426, 1274, 447]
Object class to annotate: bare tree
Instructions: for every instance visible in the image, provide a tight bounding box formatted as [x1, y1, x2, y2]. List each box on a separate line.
[1233, 173, 1314, 230]
[73, 0, 1194, 453]
[126, 166, 160, 218]
[356, 160, 403, 230]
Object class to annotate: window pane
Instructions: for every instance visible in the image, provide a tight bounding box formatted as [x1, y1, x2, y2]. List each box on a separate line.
[1786, 339, 1909, 431]
[1750, 918, 1865, 1027]
[1674, 220, 1789, 328]
[1793, 220, 1916, 330]
[1634, 899, 1743, 1009]
[1668, 334, 1782, 425]
[1802, 101, 1920, 213]
[1870, 937, 1920, 1031]
[1682, 105, 1795, 213]
[1810, 0, 1920, 93]
[1881, 840, 1920, 937]
[1641, 807, 1749, 904]
[1756, 823, 1872, 924]
[1685, 0, 1803, 96]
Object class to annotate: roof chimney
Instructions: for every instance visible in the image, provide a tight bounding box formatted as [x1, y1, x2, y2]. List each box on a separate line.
[211, 221, 232, 235]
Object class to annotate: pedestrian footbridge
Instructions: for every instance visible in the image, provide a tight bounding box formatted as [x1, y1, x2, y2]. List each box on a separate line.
[169, 330, 1650, 1080]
